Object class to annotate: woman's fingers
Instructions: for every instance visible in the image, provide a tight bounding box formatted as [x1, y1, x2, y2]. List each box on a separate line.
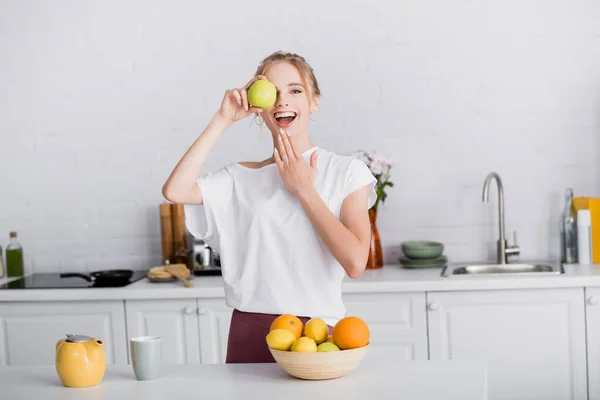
[241, 89, 249, 112]
[274, 148, 284, 170]
[232, 90, 242, 107]
[277, 134, 289, 164]
[280, 129, 297, 159]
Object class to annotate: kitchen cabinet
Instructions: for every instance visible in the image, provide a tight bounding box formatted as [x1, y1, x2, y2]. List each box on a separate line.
[124, 294, 426, 365]
[585, 288, 600, 400]
[1, 283, 595, 395]
[124, 298, 233, 365]
[342, 292, 428, 360]
[125, 299, 201, 364]
[197, 298, 233, 364]
[427, 288, 587, 400]
[195, 293, 428, 363]
[0, 301, 127, 366]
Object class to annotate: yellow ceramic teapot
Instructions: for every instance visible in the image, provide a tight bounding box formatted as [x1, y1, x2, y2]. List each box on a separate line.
[55, 334, 106, 388]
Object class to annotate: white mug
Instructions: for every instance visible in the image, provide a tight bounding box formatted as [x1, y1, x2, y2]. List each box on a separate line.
[130, 336, 163, 381]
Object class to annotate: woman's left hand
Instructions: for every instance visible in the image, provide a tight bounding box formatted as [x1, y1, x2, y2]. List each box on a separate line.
[273, 129, 318, 198]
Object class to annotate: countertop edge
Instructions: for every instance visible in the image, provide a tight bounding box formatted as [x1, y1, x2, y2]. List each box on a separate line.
[1, 263, 600, 302]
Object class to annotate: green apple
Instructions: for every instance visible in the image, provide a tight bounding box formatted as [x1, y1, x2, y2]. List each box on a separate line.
[317, 342, 341, 352]
[247, 79, 277, 109]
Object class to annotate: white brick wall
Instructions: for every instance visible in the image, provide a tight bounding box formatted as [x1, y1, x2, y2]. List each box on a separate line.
[1, 0, 599, 273]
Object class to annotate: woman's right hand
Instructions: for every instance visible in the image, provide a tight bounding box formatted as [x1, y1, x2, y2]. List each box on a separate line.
[216, 75, 267, 124]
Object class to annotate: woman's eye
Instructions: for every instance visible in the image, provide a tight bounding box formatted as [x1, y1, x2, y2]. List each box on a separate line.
[291, 89, 302, 94]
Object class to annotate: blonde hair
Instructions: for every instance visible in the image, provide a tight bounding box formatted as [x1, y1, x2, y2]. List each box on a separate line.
[255, 50, 321, 103]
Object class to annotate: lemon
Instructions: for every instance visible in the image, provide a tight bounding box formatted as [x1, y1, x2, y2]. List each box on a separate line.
[291, 337, 317, 352]
[266, 329, 296, 351]
[304, 318, 329, 345]
[317, 342, 341, 352]
[326, 335, 335, 344]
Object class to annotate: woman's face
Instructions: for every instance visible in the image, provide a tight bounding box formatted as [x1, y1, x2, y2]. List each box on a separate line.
[261, 62, 319, 137]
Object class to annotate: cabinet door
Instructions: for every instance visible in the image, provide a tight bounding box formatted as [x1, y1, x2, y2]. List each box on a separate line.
[427, 288, 587, 400]
[125, 299, 200, 364]
[585, 287, 600, 400]
[343, 292, 428, 360]
[0, 301, 127, 366]
[197, 299, 233, 364]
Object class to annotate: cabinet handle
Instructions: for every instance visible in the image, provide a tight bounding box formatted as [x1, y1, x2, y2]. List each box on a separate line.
[428, 303, 439, 311]
[197, 308, 206, 315]
[589, 297, 598, 306]
[184, 307, 194, 314]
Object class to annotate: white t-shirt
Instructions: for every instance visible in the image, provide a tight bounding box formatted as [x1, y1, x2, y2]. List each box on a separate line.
[184, 146, 377, 326]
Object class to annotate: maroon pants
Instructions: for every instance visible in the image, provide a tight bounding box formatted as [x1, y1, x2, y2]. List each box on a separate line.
[226, 309, 333, 363]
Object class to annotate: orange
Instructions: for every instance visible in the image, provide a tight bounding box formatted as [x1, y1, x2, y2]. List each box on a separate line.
[332, 316, 370, 350]
[270, 314, 303, 339]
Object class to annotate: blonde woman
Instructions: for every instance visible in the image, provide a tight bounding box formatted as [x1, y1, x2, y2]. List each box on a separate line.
[162, 51, 376, 363]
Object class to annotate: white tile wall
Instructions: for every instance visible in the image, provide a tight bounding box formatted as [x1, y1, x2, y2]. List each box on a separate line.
[1, 0, 599, 273]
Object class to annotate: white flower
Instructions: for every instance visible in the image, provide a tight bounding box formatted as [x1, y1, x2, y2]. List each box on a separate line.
[371, 152, 386, 163]
[370, 161, 384, 175]
[352, 150, 393, 173]
[366, 151, 393, 168]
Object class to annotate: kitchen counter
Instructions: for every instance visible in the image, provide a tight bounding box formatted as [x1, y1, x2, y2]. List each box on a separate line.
[0, 357, 488, 400]
[0, 262, 599, 302]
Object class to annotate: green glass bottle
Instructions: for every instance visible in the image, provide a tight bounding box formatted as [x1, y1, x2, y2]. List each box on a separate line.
[0, 245, 4, 279]
[6, 231, 24, 277]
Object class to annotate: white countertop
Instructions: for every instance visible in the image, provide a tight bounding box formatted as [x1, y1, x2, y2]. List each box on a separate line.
[0, 357, 488, 400]
[1, 262, 600, 302]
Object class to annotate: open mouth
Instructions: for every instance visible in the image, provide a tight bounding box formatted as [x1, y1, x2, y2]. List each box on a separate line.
[274, 111, 297, 128]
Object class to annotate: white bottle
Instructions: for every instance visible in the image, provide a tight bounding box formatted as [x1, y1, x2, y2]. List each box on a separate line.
[577, 209, 593, 265]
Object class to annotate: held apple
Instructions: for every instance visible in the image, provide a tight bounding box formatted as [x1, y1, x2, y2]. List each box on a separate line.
[247, 80, 277, 109]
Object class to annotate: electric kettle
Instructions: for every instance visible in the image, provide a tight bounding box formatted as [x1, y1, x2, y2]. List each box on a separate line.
[55, 334, 106, 388]
[193, 239, 222, 276]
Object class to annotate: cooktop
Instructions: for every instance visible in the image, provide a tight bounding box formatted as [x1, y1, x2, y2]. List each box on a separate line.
[0, 270, 148, 289]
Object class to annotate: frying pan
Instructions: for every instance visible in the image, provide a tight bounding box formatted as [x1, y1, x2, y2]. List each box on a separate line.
[60, 269, 134, 286]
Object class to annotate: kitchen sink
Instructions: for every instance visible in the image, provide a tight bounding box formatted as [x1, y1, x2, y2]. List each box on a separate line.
[440, 172, 564, 278]
[439, 172, 565, 278]
[441, 263, 563, 277]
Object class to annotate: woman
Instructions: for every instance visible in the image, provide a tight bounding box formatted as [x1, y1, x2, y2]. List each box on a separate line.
[162, 50, 376, 363]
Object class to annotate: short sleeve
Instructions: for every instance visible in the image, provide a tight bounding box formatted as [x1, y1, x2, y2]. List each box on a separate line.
[184, 166, 233, 244]
[343, 159, 378, 209]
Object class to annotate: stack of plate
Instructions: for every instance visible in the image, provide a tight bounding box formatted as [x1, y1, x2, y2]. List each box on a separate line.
[399, 241, 447, 269]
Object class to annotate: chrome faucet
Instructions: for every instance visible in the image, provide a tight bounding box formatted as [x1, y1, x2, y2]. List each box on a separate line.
[482, 172, 520, 264]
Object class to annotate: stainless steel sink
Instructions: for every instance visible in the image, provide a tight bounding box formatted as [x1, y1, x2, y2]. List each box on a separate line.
[439, 172, 564, 278]
[442, 263, 563, 277]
